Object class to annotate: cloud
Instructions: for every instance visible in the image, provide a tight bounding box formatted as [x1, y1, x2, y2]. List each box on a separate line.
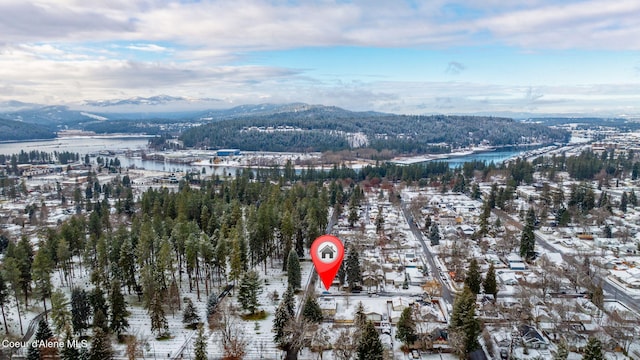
[445, 61, 465, 75]
[0, 2, 135, 42]
[125, 44, 169, 52]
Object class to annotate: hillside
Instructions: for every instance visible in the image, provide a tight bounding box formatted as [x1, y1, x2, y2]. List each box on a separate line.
[180, 107, 570, 154]
[0, 118, 56, 141]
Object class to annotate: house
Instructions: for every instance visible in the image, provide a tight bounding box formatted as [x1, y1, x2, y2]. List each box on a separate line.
[318, 297, 337, 316]
[498, 272, 519, 286]
[518, 325, 549, 349]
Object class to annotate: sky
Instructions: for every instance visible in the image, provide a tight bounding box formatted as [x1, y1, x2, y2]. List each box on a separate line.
[1, 0, 640, 115]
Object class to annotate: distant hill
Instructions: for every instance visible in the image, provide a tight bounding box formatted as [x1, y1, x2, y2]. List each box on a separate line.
[0, 118, 56, 141]
[180, 106, 570, 154]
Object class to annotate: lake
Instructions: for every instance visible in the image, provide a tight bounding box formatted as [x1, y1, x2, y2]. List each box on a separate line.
[0, 136, 151, 155]
[444, 149, 523, 168]
[0, 136, 529, 173]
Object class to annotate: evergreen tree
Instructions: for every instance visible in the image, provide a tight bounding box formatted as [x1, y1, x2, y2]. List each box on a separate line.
[582, 337, 603, 360]
[354, 302, 367, 333]
[183, 298, 201, 328]
[206, 292, 218, 326]
[15, 236, 34, 307]
[345, 247, 362, 291]
[357, 321, 384, 360]
[51, 290, 71, 335]
[554, 339, 569, 360]
[237, 270, 262, 314]
[273, 287, 295, 347]
[429, 223, 440, 246]
[603, 224, 612, 238]
[375, 208, 385, 234]
[449, 287, 481, 357]
[32, 244, 54, 314]
[302, 295, 323, 323]
[464, 259, 482, 295]
[71, 287, 92, 336]
[0, 271, 8, 335]
[109, 280, 129, 336]
[90, 287, 109, 332]
[482, 264, 498, 298]
[629, 190, 638, 207]
[89, 327, 114, 360]
[149, 292, 169, 337]
[520, 208, 536, 261]
[620, 191, 628, 212]
[471, 183, 481, 200]
[478, 200, 491, 236]
[228, 232, 243, 284]
[287, 249, 301, 290]
[61, 326, 80, 360]
[396, 307, 418, 347]
[424, 215, 432, 230]
[30, 317, 58, 359]
[193, 325, 208, 360]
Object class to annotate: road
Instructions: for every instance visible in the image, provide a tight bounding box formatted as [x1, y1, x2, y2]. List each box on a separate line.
[401, 201, 454, 304]
[491, 208, 640, 314]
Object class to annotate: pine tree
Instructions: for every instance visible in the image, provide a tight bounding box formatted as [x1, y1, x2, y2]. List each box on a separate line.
[90, 287, 109, 332]
[354, 302, 367, 332]
[450, 287, 481, 357]
[183, 298, 201, 328]
[629, 189, 638, 207]
[32, 244, 54, 314]
[0, 271, 8, 335]
[464, 259, 482, 295]
[71, 287, 92, 336]
[237, 270, 262, 314]
[228, 232, 243, 284]
[520, 208, 536, 261]
[89, 327, 114, 360]
[582, 337, 603, 360]
[287, 249, 301, 290]
[109, 280, 129, 336]
[149, 292, 169, 337]
[357, 321, 384, 360]
[424, 215, 432, 230]
[206, 292, 218, 327]
[273, 287, 295, 347]
[375, 207, 385, 234]
[61, 326, 80, 360]
[193, 325, 208, 360]
[31, 317, 58, 359]
[345, 247, 362, 291]
[51, 289, 71, 335]
[396, 307, 417, 347]
[483, 263, 498, 298]
[302, 295, 323, 323]
[554, 339, 569, 360]
[429, 223, 440, 245]
[620, 191, 628, 212]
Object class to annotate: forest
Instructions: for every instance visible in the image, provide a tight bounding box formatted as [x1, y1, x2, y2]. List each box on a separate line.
[0, 119, 56, 141]
[180, 108, 570, 153]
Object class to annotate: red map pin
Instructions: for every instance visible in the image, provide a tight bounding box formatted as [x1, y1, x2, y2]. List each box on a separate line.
[311, 235, 344, 290]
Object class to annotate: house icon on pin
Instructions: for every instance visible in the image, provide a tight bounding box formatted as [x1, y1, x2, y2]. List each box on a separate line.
[320, 244, 336, 260]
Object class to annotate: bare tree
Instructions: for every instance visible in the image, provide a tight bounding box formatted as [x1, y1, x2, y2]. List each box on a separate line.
[212, 304, 247, 360]
[602, 310, 638, 354]
[282, 318, 316, 360]
[333, 328, 359, 360]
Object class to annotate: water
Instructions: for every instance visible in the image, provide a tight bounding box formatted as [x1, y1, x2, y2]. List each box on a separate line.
[0, 136, 151, 155]
[0, 136, 529, 174]
[444, 149, 523, 168]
